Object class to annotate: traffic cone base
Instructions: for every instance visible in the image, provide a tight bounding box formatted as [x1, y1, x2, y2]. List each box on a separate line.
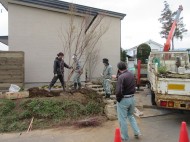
[114, 128, 122, 142]
[179, 121, 189, 142]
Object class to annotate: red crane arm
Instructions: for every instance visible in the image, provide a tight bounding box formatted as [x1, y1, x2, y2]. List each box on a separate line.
[163, 5, 183, 52]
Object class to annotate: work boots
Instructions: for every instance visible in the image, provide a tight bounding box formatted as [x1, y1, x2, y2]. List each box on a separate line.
[78, 83, 82, 90]
[47, 86, 53, 97]
[105, 94, 111, 99]
[74, 83, 78, 90]
[48, 85, 52, 92]
[62, 86, 65, 92]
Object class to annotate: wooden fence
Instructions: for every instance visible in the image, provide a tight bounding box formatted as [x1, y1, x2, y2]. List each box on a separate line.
[0, 51, 24, 90]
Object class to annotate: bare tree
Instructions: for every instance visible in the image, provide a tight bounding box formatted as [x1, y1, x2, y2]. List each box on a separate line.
[87, 49, 100, 81]
[59, 4, 109, 89]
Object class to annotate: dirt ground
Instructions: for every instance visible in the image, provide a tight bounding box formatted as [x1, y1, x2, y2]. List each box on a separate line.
[27, 87, 102, 104]
[0, 120, 135, 142]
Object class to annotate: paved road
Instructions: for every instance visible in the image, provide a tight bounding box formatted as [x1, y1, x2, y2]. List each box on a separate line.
[139, 111, 190, 142]
[1, 111, 190, 142]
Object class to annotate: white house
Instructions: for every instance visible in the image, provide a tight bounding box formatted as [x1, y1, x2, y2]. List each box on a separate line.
[126, 39, 163, 70]
[0, 0, 126, 84]
[127, 39, 163, 57]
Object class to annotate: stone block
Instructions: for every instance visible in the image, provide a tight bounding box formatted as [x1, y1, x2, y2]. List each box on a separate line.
[5, 91, 29, 100]
[104, 104, 117, 120]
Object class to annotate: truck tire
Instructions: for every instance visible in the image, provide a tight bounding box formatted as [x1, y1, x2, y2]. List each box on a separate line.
[151, 90, 157, 106]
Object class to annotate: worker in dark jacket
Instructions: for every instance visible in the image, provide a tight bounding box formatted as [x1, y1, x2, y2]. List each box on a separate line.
[49, 52, 72, 91]
[115, 61, 141, 141]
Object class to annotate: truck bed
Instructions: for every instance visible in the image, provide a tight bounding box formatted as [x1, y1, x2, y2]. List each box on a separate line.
[158, 72, 190, 79]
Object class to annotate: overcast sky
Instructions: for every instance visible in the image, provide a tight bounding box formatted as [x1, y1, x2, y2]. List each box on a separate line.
[0, 0, 190, 51]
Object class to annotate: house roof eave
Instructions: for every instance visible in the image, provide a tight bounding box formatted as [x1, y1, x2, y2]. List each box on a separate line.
[0, 0, 126, 20]
[0, 0, 8, 10]
[0, 36, 8, 45]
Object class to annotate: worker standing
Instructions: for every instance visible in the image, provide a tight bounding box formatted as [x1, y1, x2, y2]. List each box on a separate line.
[72, 54, 82, 90]
[102, 58, 112, 98]
[115, 61, 141, 141]
[49, 52, 72, 91]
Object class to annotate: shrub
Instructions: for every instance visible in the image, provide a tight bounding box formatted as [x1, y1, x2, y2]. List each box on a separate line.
[0, 100, 15, 115]
[158, 65, 167, 74]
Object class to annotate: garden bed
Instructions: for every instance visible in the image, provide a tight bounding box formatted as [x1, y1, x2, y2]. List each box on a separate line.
[0, 88, 105, 132]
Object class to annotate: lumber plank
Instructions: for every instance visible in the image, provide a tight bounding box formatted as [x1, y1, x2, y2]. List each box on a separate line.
[0, 65, 24, 70]
[0, 52, 24, 58]
[0, 70, 23, 75]
[0, 52, 24, 87]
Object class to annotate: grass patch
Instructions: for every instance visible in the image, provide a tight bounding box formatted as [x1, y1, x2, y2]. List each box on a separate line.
[0, 93, 105, 133]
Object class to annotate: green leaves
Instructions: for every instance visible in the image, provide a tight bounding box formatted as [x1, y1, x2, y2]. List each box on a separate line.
[158, 1, 188, 50]
[0, 100, 15, 115]
[137, 43, 151, 64]
[120, 48, 127, 62]
[158, 65, 167, 74]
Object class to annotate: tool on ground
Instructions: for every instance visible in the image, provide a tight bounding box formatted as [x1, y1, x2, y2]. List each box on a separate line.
[27, 117, 34, 132]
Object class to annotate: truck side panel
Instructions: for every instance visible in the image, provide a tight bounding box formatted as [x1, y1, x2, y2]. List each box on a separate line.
[157, 78, 190, 96]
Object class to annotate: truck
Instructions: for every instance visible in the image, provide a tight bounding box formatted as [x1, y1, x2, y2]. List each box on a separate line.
[148, 51, 190, 110]
[147, 5, 190, 110]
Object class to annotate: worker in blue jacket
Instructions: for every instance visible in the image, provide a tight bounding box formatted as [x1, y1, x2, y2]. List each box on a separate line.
[72, 54, 83, 90]
[102, 58, 112, 98]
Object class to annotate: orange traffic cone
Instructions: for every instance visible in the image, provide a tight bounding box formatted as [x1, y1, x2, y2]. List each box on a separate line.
[114, 128, 122, 142]
[179, 121, 189, 142]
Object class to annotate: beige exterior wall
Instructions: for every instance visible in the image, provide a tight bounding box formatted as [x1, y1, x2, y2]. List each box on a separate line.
[9, 3, 121, 83]
[88, 16, 121, 79]
[9, 3, 85, 83]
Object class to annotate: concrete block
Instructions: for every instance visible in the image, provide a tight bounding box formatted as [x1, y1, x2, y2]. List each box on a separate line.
[87, 85, 103, 88]
[110, 95, 116, 99]
[103, 99, 115, 104]
[104, 104, 117, 120]
[5, 91, 29, 100]
[98, 92, 105, 96]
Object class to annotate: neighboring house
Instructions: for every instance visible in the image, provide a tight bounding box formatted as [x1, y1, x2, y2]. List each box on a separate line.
[127, 39, 163, 57]
[0, 36, 8, 45]
[0, 36, 8, 51]
[0, 0, 125, 84]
